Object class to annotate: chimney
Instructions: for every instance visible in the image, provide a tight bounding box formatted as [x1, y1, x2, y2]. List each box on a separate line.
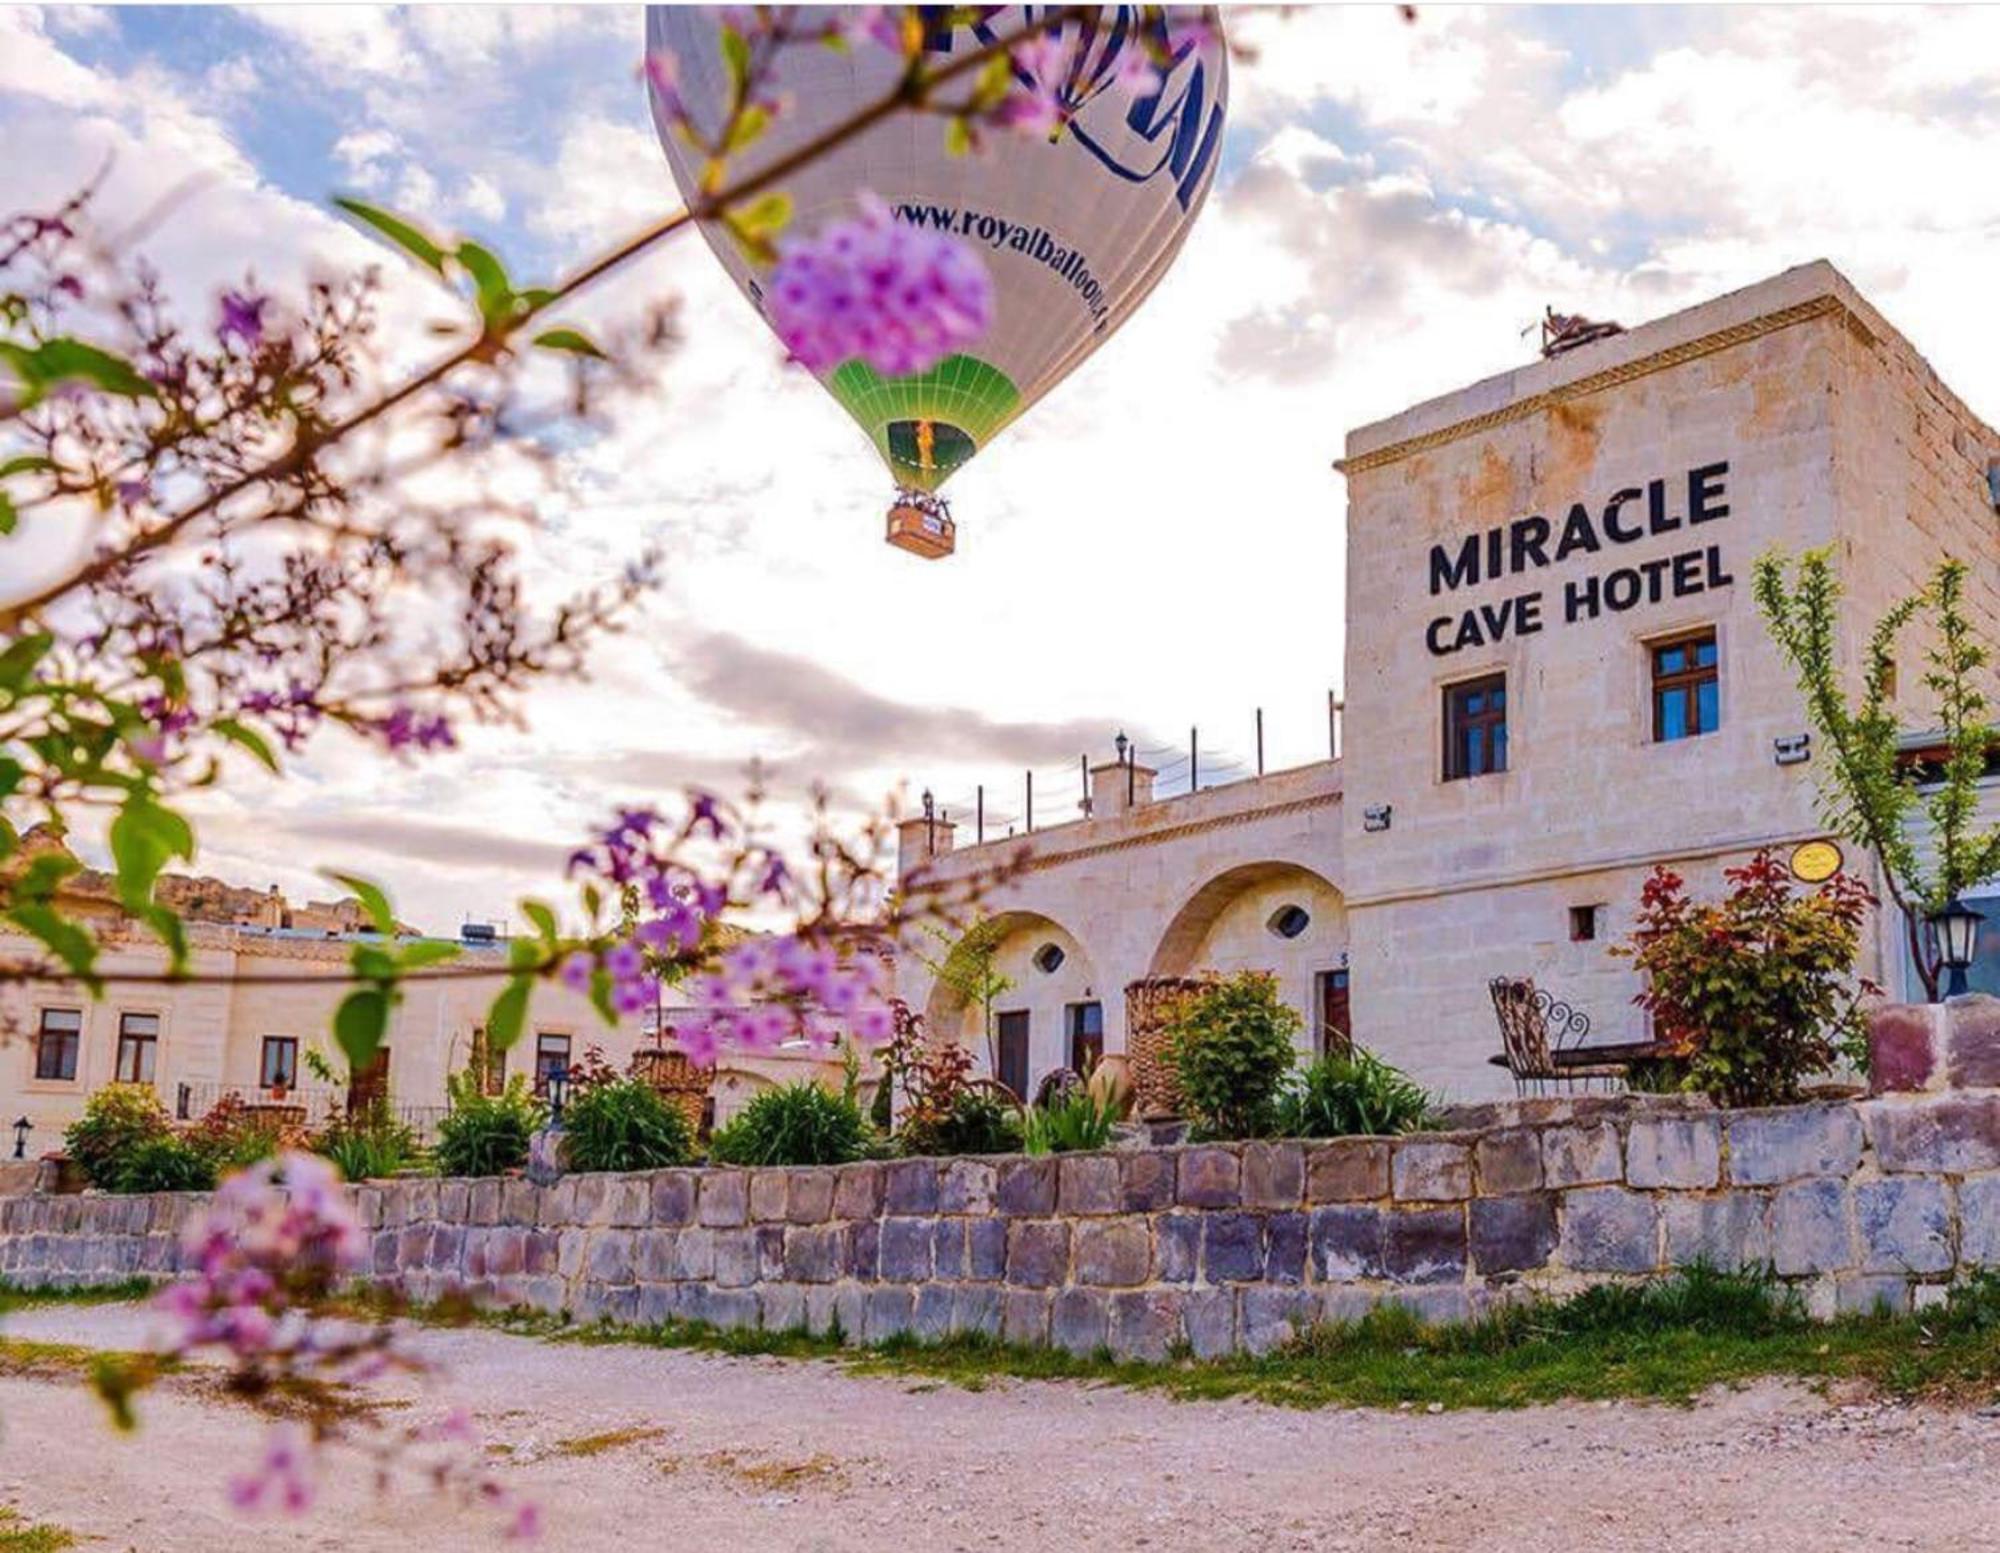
[1090, 760, 1156, 819]
[896, 815, 957, 880]
[257, 884, 285, 930]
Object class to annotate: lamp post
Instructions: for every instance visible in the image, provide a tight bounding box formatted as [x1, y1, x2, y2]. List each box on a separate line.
[546, 1069, 571, 1126]
[1931, 897, 1985, 999]
[11, 1117, 29, 1160]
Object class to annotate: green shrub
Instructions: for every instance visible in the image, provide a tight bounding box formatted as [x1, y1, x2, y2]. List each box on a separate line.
[1274, 1048, 1434, 1138]
[63, 1084, 173, 1189]
[563, 1078, 694, 1173]
[434, 1071, 542, 1177]
[1022, 1088, 1118, 1155]
[898, 1088, 1021, 1157]
[1167, 971, 1302, 1139]
[111, 1135, 217, 1194]
[1616, 850, 1872, 1106]
[315, 1101, 421, 1181]
[709, 1080, 871, 1167]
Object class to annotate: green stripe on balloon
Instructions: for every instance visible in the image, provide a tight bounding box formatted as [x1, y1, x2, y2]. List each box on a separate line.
[826, 354, 1021, 492]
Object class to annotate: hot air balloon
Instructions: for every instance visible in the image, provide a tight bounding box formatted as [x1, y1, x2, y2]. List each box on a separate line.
[645, 6, 1229, 558]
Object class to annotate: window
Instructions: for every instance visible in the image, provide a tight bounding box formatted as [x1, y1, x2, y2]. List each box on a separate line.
[1443, 673, 1508, 780]
[1569, 905, 1600, 943]
[996, 1011, 1030, 1102]
[534, 1032, 572, 1092]
[33, 1008, 81, 1081]
[261, 1037, 298, 1090]
[1268, 904, 1311, 940]
[348, 1047, 390, 1112]
[1652, 629, 1719, 742]
[1067, 1002, 1104, 1075]
[1032, 943, 1066, 975]
[115, 1012, 160, 1085]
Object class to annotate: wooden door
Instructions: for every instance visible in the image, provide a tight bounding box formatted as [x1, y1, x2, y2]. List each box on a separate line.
[996, 1011, 1030, 1102]
[1320, 971, 1352, 1056]
[347, 1047, 390, 1113]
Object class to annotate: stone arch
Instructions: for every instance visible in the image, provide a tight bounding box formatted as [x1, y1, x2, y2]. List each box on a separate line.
[709, 1065, 776, 1129]
[1146, 861, 1349, 1052]
[921, 909, 1103, 1089]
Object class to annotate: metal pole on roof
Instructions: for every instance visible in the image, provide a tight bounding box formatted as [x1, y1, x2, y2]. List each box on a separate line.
[1190, 726, 1198, 794]
[922, 787, 936, 857]
[1080, 753, 1091, 817]
[976, 784, 984, 845]
[1256, 707, 1265, 776]
[1328, 691, 1338, 759]
[1026, 769, 1034, 833]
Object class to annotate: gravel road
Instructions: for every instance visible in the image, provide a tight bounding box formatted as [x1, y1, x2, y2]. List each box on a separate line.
[3, 1301, 1998, 1551]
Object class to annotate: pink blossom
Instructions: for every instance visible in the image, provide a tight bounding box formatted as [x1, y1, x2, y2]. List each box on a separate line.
[767, 194, 993, 377]
[558, 951, 595, 993]
[641, 49, 682, 121]
[218, 288, 269, 349]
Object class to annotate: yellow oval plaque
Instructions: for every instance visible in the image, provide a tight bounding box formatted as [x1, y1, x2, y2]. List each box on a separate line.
[1790, 840, 1844, 883]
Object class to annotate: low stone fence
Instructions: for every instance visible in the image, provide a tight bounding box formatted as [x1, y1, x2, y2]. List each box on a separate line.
[9, 1000, 2000, 1360]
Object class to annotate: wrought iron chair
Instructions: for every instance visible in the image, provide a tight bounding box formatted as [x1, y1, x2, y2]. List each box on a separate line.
[1488, 977, 1625, 1096]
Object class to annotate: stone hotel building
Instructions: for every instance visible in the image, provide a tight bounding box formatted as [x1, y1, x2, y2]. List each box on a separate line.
[896, 262, 2000, 1101]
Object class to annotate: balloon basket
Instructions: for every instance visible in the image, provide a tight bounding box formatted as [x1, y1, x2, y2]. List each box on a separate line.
[886, 501, 955, 560]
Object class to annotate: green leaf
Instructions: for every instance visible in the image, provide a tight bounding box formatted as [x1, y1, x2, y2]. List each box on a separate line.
[0, 339, 158, 407]
[396, 938, 462, 971]
[0, 492, 13, 536]
[454, 241, 515, 326]
[721, 26, 751, 93]
[14, 848, 80, 902]
[351, 944, 397, 982]
[734, 191, 793, 240]
[210, 717, 281, 773]
[944, 117, 973, 157]
[486, 974, 532, 1053]
[325, 871, 397, 936]
[520, 900, 558, 942]
[0, 631, 54, 694]
[334, 197, 448, 276]
[0, 455, 53, 479]
[7, 903, 99, 990]
[108, 796, 194, 914]
[588, 966, 616, 1026]
[725, 105, 771, 154]
[530, 327, 606, 360]
[333, 987, 391, 1070]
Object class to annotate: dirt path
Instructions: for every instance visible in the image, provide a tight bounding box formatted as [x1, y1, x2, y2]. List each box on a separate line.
[3, 1302, 1998, 1551]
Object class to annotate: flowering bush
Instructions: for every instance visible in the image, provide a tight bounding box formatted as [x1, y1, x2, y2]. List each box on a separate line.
[189, 1094, 310, 1174]
[1617, 851, 1876, 1106]
[62, 1084, 174, 1189]
[111, 1135, 217, 1194]
[312, 1101, 419, 1183]
[1167, 972, 1304, 1140]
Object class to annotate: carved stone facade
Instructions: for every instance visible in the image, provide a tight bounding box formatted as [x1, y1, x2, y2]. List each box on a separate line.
[899, 262, 2000, 1100]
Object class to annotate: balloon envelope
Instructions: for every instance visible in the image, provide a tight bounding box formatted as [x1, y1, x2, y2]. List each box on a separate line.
[646, 6, 1228, 495]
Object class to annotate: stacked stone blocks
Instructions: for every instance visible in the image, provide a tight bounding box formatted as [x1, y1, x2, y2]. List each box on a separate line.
[13, 1001, 2000, 1357]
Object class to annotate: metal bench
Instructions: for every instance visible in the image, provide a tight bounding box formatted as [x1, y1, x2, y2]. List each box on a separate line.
[1488, 976, 1627, 1095]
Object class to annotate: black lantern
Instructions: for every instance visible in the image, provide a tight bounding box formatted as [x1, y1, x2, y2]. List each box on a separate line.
[11, 1116, 29, 1160]
[1931, 897, 1985, 999]
[546, 1069, 571, 1125]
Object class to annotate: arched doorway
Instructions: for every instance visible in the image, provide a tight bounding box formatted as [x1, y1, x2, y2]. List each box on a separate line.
[1148, 862, 1349, 1056]
[922, 910, 1101, 1101]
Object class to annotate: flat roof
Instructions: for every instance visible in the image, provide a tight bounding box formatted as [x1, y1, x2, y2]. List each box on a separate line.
[1337, 259, 1981, 475]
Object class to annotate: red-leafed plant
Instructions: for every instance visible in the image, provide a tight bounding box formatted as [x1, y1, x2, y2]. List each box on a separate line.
[1618, 850, 1877, 1106]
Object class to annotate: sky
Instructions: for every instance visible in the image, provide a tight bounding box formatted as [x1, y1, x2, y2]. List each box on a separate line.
[5, 3, 2000, 934]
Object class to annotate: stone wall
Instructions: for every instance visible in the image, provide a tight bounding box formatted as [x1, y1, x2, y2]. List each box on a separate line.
[12, 1001, 2000, 1359]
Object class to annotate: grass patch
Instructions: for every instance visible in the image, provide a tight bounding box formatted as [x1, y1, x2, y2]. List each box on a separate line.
[0, 1506, 76, 1553]
[550, 1425, 667, 1458]
[0, 1279, 154, 1316]
[432, 1265, 2000, 1413]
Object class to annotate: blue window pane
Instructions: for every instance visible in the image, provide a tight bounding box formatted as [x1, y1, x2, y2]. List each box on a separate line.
[1466, 728, 1484, 772]
[1493, 725, 1508, 771]
[1464, 690, 1485, 715]
[1658, 645, 1687, 675]
[1695, 639, 1718, 668]
[1696, 680, 1718, 733]
[1661, 689, 1687, 741]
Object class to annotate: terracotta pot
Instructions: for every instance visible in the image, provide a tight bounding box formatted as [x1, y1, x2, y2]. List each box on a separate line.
[1087, 1053, 1134, 1119]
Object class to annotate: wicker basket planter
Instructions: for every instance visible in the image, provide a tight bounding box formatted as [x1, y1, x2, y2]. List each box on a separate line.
[628, 1048, 711, 1133]
[1125, 975, 1212, 1122]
